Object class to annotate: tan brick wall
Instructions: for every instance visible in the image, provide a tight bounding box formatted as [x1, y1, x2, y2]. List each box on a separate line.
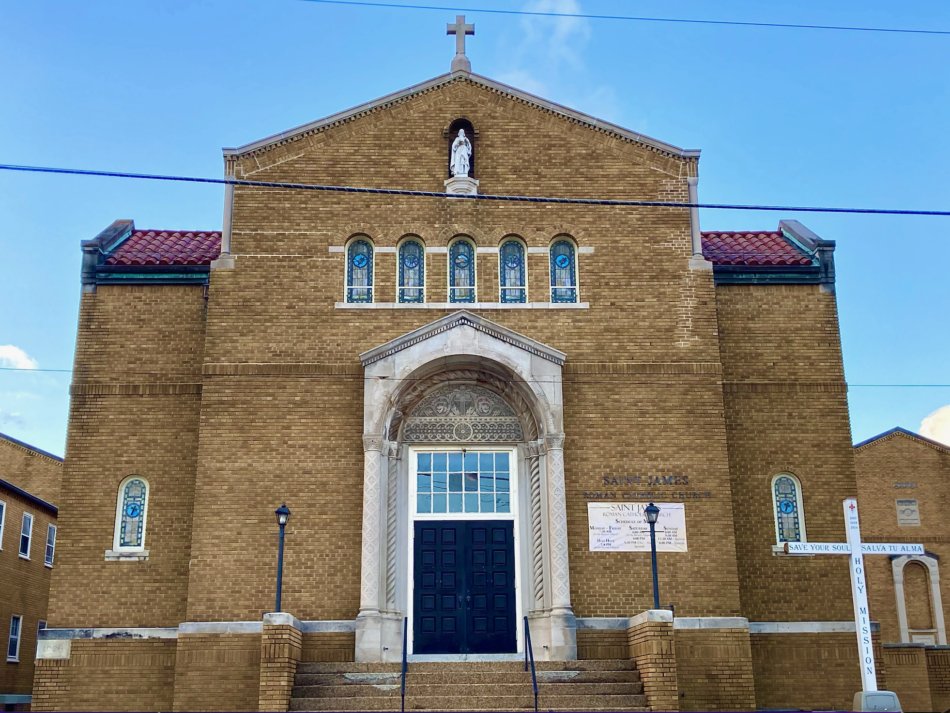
[0, 485, 56, 696]
[926, 647, 950, 713]
[259, 624, 302, 712]
[627, 619, 678, 712]
[576, 629, 627, 660]
[883, 644, 933, 712]
[31, 639, 176, 712]
[855, 432, 950, 644]
[674, 628, 755, 712]
[172, 633, 261, 712]
[300, 632, 355, 663]
[0, 435, 62, 505]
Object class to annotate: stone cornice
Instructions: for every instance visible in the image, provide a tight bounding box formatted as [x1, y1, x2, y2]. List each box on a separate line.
[359, 310, 566, 367]
[854, 426, 950, 454]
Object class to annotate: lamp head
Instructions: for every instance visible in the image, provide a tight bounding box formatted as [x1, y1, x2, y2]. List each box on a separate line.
[645, 502, 660, 525]
[275, 503, 291, 526]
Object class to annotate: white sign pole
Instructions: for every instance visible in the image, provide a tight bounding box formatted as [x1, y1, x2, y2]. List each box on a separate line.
[844, 497, 877, 692]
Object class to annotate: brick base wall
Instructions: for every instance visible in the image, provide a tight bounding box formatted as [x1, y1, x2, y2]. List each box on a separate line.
[577, 629, 628, 660]
[300, 632, 355, 662]
[883, 644, 933, 712]
[172, 633, 261, 712]
[627, 616, 678, 712]
[259, 624, 302, 713]
[675, 628, 755, 712]
[926, 647, 950, 713]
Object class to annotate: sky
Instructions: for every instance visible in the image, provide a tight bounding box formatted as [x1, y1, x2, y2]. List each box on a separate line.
[1, 0, 948, 457]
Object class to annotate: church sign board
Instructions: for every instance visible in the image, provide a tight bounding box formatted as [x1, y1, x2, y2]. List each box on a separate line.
[587, 502, 688, 552]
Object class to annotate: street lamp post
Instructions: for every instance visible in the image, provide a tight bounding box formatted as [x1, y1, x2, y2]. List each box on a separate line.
[274, 503, 291, 613]
[645, 502, 660, 610]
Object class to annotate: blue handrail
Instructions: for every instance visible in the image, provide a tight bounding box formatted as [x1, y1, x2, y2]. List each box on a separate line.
[401, 617, 408, 713]
[523, 616, 538, 713]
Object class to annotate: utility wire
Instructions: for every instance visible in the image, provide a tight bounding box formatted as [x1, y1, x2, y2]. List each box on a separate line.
[2, 164, 949, 217]
[296, 0, 950, 37]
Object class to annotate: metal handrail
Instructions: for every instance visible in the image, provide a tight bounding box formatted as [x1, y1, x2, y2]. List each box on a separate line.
[401, 617, 408, 713]
[523, 616, 539, 713]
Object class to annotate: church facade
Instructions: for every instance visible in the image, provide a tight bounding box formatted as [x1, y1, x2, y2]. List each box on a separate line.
[32, 26, 945, 712]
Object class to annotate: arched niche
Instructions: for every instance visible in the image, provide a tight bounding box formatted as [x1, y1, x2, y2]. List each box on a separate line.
[445, 117, 477, 178]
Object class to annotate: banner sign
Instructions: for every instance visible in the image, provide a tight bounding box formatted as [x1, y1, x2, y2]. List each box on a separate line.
[587, 502, 687, 552]
[784, 542, 924, 556]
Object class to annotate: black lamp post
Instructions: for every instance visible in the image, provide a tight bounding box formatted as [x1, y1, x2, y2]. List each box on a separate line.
[645, 502, 661, 610]
[274, 503, 291, 613]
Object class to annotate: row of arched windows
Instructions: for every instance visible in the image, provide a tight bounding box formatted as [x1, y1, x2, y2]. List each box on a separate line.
[345, 236, 579, 304]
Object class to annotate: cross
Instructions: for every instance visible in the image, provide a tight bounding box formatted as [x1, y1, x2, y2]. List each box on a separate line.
[447, 15, 475, 72]
[782, 498, 923, 693]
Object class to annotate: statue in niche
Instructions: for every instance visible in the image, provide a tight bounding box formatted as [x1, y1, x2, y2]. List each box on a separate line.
[450, 129, 472, 177]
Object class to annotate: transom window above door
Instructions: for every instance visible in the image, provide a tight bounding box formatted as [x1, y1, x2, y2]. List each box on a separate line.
[415, 451, 511, 515]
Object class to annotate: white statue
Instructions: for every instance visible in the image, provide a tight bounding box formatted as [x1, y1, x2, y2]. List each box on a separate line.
[450, 129, 472, 177]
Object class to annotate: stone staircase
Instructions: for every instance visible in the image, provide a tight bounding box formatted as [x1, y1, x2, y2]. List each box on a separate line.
[290, 659, 648, 712]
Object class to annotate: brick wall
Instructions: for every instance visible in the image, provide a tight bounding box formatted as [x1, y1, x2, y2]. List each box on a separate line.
[926, 647, 950, 713]
[627, 617, 678, 712]
[300, 632, 356, 662]
[172, 633, 261, 712]
[0, 435, 62, 505]
[259, 624, 302, 712]
[576, 629, 627, 660]
[883, 644, 933, 712]
[674, 627, 755, 712]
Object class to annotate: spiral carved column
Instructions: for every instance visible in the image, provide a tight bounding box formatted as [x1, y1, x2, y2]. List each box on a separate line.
[528, 441, 545, 608]
[385, 442, 399, 608]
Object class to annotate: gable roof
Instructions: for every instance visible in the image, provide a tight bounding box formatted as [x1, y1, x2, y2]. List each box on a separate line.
[854, 426, 950, 454]
[223, 71, 700, 162]
[0, 431, 63, 464]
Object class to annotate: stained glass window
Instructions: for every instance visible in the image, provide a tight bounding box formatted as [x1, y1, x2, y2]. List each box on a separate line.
[499, 240, 526, 303]
[398, 239, 425, 303]
[118, 478, 148, 549]
[416, 451, 510, 515]
[449, 239, 476, 303]
[346, 239, 374, 303]
[550, 240, 577, 303]
[773, 474, 804, 543]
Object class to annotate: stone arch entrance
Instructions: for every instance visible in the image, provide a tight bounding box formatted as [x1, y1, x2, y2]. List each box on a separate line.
[355, 311, 576, 662]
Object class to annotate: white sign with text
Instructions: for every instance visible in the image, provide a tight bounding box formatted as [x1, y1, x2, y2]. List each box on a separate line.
[588, 502, 687, 552]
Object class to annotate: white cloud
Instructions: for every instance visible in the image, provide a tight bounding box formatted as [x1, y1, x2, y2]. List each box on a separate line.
[0, 345, 39, 371]
[921, 405, 950, 447]
[0, 409, 25, 427]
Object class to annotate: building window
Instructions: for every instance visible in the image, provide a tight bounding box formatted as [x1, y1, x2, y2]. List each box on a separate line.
[550, 239, 578, 303]
[45, 524, 56, 567]
[345, 237, 374, 303]
[499, 239, 526, 303]
[0, 500, 5, 550]
[449, 238, 476, 303]
[18, 513, 32, 559]
[7, 615, 21, 662]
[772, 473, 806, 543]
[398, 238, 425, 303]
[36, 620, 46, 658]
[114, 477, 149, 551]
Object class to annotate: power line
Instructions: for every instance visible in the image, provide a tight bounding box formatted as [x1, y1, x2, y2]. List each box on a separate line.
[296, 0, 950, 37]
[2, 163, 949, 217]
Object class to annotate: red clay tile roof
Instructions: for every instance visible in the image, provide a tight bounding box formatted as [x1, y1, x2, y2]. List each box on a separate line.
[105, 230, 222, 267]
[701, 231, 814, 266]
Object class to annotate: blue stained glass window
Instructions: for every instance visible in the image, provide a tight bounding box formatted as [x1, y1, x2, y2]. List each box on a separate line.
[119, 478, 148, 549]
[550, 240, 577, 303]
[773, 475, 802, 543]
[499, 240, 526, 303]
[449, 239, 476, 303]
[346, 239, 374, 303]
[398, 240, 425, 303]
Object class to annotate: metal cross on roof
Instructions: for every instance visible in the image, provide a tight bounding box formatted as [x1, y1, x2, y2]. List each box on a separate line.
[447, 15, 475, 73]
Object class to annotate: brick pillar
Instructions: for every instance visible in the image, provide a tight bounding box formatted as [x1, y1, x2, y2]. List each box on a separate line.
[627, 610, 678, 713]
[873, 628, 887, 691]
[259, 613, 303, 713]
[926, 646, 950, 713]
[31, 658, 69, 712]
[883, 643, 933, 712]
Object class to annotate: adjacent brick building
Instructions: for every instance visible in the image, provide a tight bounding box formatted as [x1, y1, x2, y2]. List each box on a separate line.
[32, 25, 945, 712]
[0, 433, 61, 710]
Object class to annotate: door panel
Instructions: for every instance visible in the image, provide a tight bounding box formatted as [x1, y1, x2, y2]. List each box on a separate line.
[413, 520, 516, 654]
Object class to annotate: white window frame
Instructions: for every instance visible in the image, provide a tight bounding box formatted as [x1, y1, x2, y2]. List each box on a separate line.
[0, 500, 5, 550]
[45, 524, 56, 567]
[113, 476, 150, 553]
[770, 472, 807, 544]
[18, 512, 33, 560]
[397, 236, 426, 303]
[447, 236, 477, 303]
[498, 237, 528, 303]
[35, 620, 46, 659]
[7, 615, 22, 663]
[344, 235, 375, 304]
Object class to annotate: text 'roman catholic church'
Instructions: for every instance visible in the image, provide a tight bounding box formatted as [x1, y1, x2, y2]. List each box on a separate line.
[33, 19, 923, 713]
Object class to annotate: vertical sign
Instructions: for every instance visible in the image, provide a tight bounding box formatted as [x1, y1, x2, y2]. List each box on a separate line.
[844, 497, 877, 692]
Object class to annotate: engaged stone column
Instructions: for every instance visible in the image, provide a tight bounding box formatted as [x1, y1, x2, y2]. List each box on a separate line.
[356, 434, 384, 661]
[544, 433, 576, 659]
[259, 613, 303, 713]
[628, 610, 679, 713]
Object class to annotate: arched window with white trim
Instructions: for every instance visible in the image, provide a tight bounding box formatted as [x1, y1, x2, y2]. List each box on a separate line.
[499, 238, 526, 303]
[114, 476, 149, 552]
[549, 238, 578, 303]
[346, 237, 374, 303]
[771, 473, 806, 543]
[398, 237, 425, 303]
[448, 237, 476, 303]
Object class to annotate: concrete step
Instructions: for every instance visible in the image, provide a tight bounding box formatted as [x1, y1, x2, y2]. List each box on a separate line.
[290, 693, 648, 711]
[292, 681, 645, 699]
[295, 668, 640, 687]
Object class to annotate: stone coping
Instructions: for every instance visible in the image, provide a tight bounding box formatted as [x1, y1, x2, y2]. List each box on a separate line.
[628, 610, 674, 627]
[39, 619, 357, 642]
[575, 617, 629, 630]
[749, 621, 881, 634]
[673, 617, 749, 630]
[883, 642, 930, 648]
[39, 627, 178, 640]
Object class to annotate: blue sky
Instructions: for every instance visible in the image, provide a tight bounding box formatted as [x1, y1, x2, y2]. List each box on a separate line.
[1, 0, 948, 456]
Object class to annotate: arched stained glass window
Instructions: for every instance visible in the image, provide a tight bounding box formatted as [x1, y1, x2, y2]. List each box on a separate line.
[449, 238, 476, 303]
[346, 238, 374, 303]
[550, 239, 577, 303]
[499, 240, 526, 303]
[398, 239, 425, 303]
[114, 477, 149, 551]
[772, 474, 806, 543]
